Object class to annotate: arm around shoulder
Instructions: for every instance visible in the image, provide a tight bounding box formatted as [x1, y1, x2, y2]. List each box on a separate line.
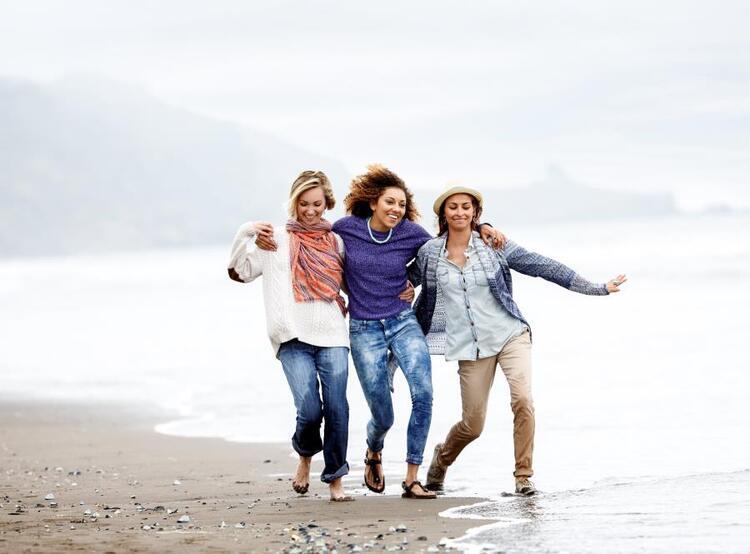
[227, 221, 264, 283]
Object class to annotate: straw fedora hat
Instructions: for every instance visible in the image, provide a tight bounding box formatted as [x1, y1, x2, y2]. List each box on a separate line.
[432, 186, 483, 215]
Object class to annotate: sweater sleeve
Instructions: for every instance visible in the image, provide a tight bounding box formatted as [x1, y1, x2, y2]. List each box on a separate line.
[408, 241, 430, 287]
[227, 222, 265, 283]
[503, 239, 608, 296]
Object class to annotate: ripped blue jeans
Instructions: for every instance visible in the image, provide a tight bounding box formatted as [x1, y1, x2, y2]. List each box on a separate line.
[349, 309, 433, 465]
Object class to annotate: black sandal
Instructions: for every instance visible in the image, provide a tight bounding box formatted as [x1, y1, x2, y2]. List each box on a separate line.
[363, 452, 385, 493]
[401, 480, 436, 499]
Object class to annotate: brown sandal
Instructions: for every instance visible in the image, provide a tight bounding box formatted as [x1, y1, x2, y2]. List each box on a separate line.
[401, 480, 436, 499]
[363, 452, 385, 493]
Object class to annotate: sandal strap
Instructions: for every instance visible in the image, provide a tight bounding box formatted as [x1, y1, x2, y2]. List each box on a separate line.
[402, 480, 426, 493]
[364, 454, 383, 486]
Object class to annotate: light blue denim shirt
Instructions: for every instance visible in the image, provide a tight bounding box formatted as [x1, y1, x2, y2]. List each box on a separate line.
[437, 241, 526, 361]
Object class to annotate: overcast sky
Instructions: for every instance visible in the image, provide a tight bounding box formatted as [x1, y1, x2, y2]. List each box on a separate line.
[1, 0, 749, 209]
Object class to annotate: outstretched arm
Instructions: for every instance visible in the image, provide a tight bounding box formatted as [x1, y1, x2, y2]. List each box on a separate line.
[504, 239, 625, 295]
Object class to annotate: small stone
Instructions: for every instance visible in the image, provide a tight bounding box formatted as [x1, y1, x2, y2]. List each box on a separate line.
[219, 521, 227, 528]
[44, 493, 55, 501]
[172, 480, 181, 486]
[142, 525, 151, 530]
[439, 537, 449, 545]
[417, 536, 428, 541]
[234, 522, 246, 528]
[263, 459, 271, 463]
[167, 508, 178, 515]
[49, 502, 58, 508]
[177, 515, 190, 524]
[84, 509, 92, 516]
[396, 523, 407, 532]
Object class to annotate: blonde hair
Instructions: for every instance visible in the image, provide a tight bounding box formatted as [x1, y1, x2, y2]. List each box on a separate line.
[287, 170, 336, 218]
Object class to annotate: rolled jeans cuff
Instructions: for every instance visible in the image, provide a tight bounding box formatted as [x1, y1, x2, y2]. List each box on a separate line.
[291, 436, 322, 459]
[366, 437, 384, 455]
[321, 461, 350, 484]
[405, 453, 424, 466]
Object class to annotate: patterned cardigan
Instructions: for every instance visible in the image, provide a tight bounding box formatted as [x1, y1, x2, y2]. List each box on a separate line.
[410, 233, 608, 355]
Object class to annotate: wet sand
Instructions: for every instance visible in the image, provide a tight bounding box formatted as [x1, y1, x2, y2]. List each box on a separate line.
[0, 399, 484, 552]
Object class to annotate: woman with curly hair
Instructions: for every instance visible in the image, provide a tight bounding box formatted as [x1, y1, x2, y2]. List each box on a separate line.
[331, 165, 503, 499]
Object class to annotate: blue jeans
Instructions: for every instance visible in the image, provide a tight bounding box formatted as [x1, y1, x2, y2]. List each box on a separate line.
[277, 340, 350, 483]
[349, 309, 433, 465]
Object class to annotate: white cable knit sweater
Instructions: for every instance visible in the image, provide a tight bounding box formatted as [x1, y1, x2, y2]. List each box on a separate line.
[227, 222, 349, 354]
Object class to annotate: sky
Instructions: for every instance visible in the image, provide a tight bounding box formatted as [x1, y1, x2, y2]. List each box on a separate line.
[1, 0, 749, 210]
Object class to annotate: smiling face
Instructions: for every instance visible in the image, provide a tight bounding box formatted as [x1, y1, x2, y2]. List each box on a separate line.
[369, 186, 407, 231]
[295, 186, 326, 225]
[442, 193, 477, 233]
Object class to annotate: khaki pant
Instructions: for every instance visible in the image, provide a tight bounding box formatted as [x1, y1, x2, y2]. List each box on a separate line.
[436, 329, 534, 478]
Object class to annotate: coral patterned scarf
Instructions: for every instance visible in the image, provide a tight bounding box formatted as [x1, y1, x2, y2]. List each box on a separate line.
[286, 219, 346, 315]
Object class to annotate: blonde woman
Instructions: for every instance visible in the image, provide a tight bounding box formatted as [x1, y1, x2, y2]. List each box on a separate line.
[227, 170, 353, 502]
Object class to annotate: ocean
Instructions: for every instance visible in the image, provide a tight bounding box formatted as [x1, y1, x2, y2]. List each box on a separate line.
[2, 213, 749, 552]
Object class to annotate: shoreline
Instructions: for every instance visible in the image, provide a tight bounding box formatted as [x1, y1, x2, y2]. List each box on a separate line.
[0, 397, 488, 552]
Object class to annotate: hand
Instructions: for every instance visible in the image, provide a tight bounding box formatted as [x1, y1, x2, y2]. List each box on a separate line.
[399, 281, 415, 302]
[479, 225, 506, 250]
[254, 222, 277, 251]
[606, 274, 628, 293]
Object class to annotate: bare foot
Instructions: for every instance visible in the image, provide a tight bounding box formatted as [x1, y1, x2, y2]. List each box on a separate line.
[329, 477, 354, 502]
[292, 456, 311, 494]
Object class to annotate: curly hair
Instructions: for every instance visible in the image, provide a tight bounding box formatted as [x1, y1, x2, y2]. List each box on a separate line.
[287, 170, 336, 218]
[343, 164, 420, 221]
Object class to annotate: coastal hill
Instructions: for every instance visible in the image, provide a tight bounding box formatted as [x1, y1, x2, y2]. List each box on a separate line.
[1, 77, 676, 257]
[413, 166, 676, 230]
[0, 76, 349, 257]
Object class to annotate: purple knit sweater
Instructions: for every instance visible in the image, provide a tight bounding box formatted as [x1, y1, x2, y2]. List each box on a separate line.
[333, 216, 432, 320]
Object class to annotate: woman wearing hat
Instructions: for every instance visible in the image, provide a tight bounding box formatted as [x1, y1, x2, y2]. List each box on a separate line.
[254, 166, 505, 499]
[227, 170, 354, 502]
[412, 186, 626, 496]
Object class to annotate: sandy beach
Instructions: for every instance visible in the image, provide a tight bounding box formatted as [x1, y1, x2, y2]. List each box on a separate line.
[0, 399, 485, 553]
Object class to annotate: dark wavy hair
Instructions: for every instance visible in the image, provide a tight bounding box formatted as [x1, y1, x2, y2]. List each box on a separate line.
[344, 164, 420, 221]
[437, 195, 483, 236]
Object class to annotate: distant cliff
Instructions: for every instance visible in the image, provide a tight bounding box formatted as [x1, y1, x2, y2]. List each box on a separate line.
[1, 77, 679, 257]
[413, 166, 677, 229]
[0, 76, 350, 257]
